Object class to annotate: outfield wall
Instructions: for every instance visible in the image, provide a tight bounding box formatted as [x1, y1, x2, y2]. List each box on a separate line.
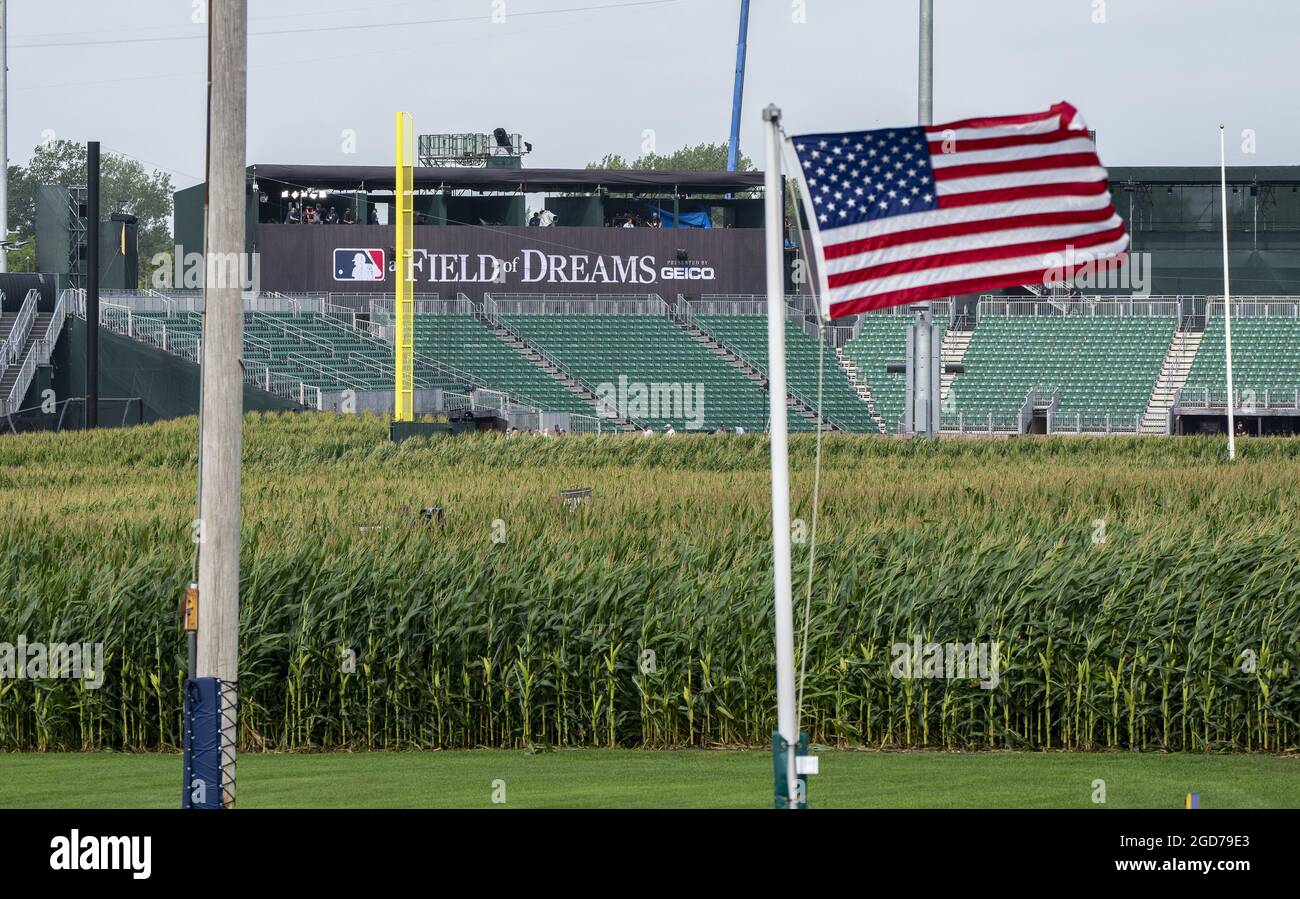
[254, 224, 769, 299]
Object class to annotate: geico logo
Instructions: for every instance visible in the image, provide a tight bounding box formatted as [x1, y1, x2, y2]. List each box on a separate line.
[660, 266, 716, 280]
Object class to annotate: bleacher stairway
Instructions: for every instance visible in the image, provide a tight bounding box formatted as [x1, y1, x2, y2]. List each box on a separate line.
[480, 314, 639, 430]
[1, 312, 54, 416]
[940, 329, 973, 401]
[1141, 329, 1202, 434]
[832, 348, 887, 434]
[673, 316, 827, 431]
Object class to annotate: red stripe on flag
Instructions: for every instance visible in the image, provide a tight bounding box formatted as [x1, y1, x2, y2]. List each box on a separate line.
[821, 207, 1117, 260]
[826, 224, 1127, 289]
[926, 129, 1084, 156]
[929, 101, 1077, 134]
[937, 181, 1111, 208]
[827, 260, 1130, 318]
[931, 152, 1102, 182]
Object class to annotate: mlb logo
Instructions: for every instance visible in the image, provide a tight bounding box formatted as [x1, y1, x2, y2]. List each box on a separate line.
[334, 248, 385, 282]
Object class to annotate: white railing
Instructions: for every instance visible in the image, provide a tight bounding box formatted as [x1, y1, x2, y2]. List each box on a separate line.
[100, 289, 174, 313]
[940, 411, 1021, 434]
[44, 290, 68, 351]
[1046, 412, 1141, 434]
[485, 293, 669, 316]
[1206, 298, 1300, 318]
[81, 296, 340, 411]
[241, 363, 323, 410]
[1174, 386, 1300, 411]
[8, 289, 38, 360]
[339, 293, 450, 314]
[2, 299, 65, 417]
[690, 321, 851, 433]
[3, 341, 44, 415]
[978, 295, 1181, 318]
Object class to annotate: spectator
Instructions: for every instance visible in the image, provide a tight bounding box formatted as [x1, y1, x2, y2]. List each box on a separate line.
[285, 203, 301, 224]
[368, 207, 380, 224]
[642, 426, 654, 437]
[529, 212, 541, 227]
[622, 216, 635, 229]
[663, 423, 676, 436]
[325, 206, 339, 224]
[342, 207, 356, 225]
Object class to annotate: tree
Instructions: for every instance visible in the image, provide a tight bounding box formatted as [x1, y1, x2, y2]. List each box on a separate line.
[6, 140, 174, 286]
[587, 141, 755, 172]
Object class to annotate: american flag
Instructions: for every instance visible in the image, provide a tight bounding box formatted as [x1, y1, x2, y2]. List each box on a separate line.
[789, 102, 1128, 320]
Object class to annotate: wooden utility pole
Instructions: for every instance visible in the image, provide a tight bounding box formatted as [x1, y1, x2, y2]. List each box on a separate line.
[196, 0, 247, 809]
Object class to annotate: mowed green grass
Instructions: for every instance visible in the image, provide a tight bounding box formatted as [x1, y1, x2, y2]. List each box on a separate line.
[2, 751, 1296, 809]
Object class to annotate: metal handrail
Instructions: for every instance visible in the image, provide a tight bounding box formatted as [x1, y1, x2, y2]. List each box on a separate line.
[1046, 412, 1141, 434]
[3, 338, 47, 416]
[285, 351, 365, 388]
[317, 303, 562, 412]
[8, 289, 38, 361]
[1173, 386, 1300, 411]
[939, 410, 1021, 434]
[344, 352, 434, 390]
[695, 326, 851, 433]
[484, 312, 626, 423]
[485, 293, 667, 316]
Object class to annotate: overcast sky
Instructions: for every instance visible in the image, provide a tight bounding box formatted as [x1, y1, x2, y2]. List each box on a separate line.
[8, 0, 1297, 188]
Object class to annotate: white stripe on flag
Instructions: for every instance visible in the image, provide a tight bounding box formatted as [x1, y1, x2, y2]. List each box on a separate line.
[936, 166, 1109, 194]
[923, 117, 1065, 143]
[929, 137, 1098, 168]
[823, 216, 1126, 275]
[817, 192, 1114, 243]
[828, 234, 1131, 300]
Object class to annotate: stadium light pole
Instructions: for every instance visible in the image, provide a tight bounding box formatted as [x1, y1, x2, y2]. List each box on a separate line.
[762, 103, 799, 809]
[196, 0, 247, 808]
[1219, 125, 1236, 461]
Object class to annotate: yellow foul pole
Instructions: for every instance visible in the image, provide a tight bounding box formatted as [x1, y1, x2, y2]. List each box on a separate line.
[394, 111, 415, 421]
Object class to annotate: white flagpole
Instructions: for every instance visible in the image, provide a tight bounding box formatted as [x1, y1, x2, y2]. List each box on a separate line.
[1219, 125, 1236, 461]
[762, 103, 798, 808]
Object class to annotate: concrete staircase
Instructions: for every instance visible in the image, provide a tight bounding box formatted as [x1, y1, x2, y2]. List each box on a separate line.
[833, 347, 887, 434]
[673, 316, 830, 431]
[1141, 330, 1202, 434]
[480, 315, 640, 430]
[940, 329, 973, 401]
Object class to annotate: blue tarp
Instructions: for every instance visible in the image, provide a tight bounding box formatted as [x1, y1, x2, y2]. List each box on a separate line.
[651, 206, 712, 229]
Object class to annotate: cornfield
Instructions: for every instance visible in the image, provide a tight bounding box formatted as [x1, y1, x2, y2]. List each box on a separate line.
[0, 412, 1297, 753]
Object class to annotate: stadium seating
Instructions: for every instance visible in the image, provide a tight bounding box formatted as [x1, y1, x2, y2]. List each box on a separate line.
[949, 315, 1174, 421]
[1184, 315, 1300, 398]
[127, 312, 401, 394]
[501, 313, 781, 432]
[412, 314, 592, 414]
[841, 313, 945, 434]
[694, 314, 879, 433]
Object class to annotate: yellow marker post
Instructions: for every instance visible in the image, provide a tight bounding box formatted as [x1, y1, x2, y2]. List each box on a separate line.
[394, 111, 415, 421]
